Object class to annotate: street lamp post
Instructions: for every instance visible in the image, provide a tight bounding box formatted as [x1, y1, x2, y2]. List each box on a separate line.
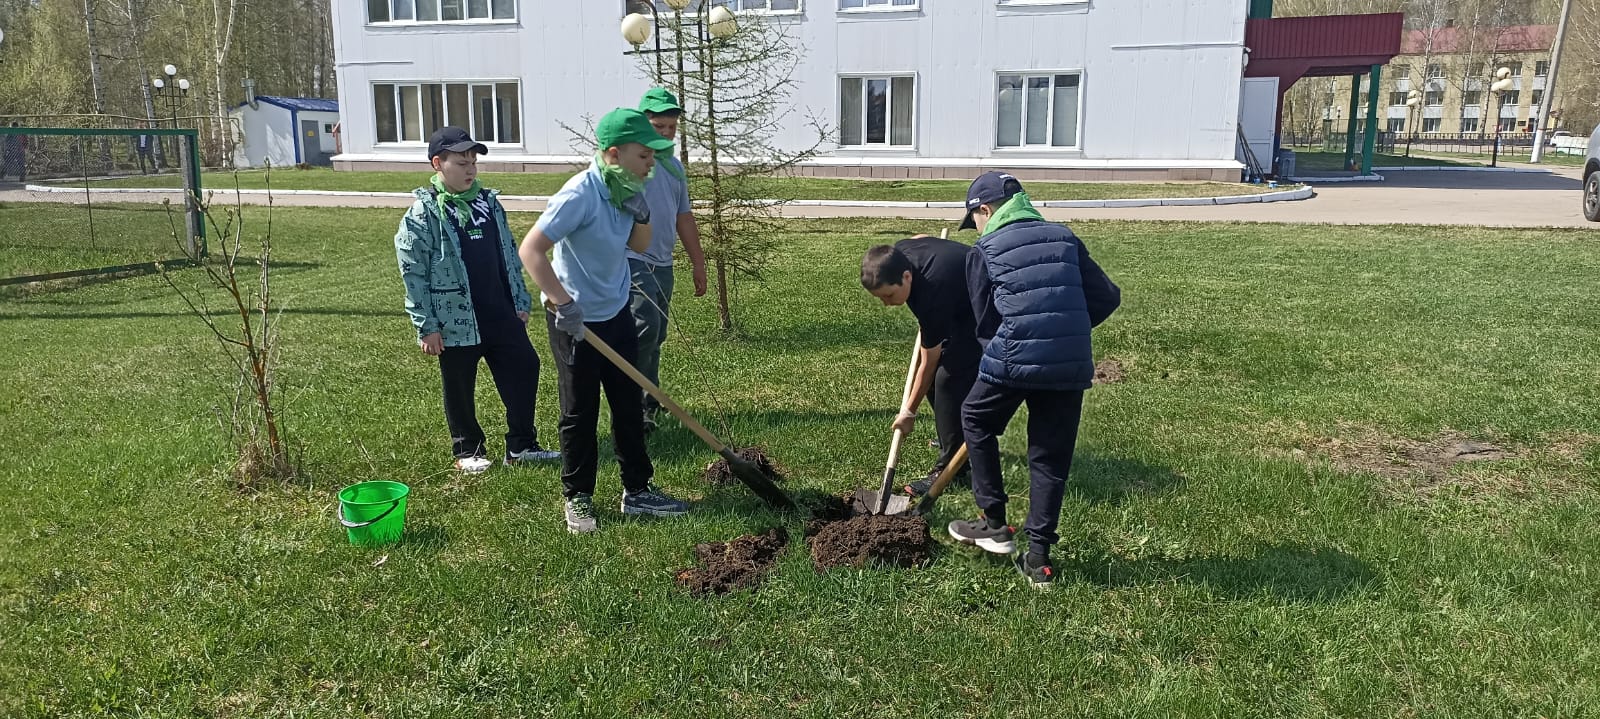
[1405, 89, 1421, 157]
[619, 1, 738, 166]
[152, 63, 199, 256]
[1489, 67, 1514, 168]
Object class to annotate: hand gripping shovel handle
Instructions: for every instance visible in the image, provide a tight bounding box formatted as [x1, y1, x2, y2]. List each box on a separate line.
[577, 328, 795, 510]
[873, 332, 922, 514]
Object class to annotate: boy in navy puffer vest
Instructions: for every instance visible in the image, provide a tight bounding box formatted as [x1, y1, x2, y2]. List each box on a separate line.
[946, 172, 1121, 588]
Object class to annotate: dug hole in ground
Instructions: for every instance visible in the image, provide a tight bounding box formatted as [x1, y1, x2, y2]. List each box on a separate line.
[676, 451, 935, 596]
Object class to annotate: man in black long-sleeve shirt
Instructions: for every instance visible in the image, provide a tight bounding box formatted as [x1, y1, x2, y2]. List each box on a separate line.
[860, 236, 982, 493]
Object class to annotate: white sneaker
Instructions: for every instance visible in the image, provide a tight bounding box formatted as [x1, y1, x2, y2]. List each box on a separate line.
[505, 446, 561, 464]
[454, 456, 493, 474]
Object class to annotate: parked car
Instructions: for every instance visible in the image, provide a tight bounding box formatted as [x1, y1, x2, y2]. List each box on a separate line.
[1586, 124, 1600, 222]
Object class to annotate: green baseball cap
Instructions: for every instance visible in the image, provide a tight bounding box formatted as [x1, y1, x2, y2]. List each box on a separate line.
[638, 87, 683, 115]
[596, 107, 675, 152]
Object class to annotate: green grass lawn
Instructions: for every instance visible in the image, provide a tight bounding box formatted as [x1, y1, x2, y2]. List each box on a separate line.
[1285, 148, 1481, 172]
[3, 204, 1599, 716]
[48, 167, 1274, 202]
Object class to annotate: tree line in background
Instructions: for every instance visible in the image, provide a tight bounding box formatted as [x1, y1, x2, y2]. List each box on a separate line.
[1276, 0, 1600, 139]
[0, 0, 334, 164]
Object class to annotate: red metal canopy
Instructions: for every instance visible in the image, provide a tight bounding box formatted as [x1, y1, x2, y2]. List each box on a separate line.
[1245, 13, 1405, 86]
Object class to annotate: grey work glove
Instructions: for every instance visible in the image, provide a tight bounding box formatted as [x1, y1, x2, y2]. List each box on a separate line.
[620, 192, 651, 225]
[553, 300, 586, 341]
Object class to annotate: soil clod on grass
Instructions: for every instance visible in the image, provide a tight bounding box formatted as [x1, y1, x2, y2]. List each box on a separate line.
[1094, 358, 1126, 384]
[702, 447, 784, 486]
[674, 527, 789, 596]
[803, 494, 933, 570]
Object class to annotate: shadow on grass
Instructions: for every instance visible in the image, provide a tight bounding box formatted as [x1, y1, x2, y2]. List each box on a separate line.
[0, 259, 326, 300]
[1069, 452, 1188, 505]
[1065, 543, 1380, 602]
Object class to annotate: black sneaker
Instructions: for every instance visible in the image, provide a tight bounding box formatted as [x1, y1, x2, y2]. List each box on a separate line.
[620, 483, 690, 517]
[905, 467, 970, 497]
[1015, 552, 1056, 589]
[947, 516, 1015, 554]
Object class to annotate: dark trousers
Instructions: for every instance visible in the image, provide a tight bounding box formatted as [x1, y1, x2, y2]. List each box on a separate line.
[546, 307, 653, 499]
[962, 379, 1085, 556]
[439, 321, 542, 459]
[925, 363, 977, 475]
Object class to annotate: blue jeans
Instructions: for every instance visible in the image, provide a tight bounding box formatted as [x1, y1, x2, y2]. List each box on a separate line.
[628, 258, 675, 411]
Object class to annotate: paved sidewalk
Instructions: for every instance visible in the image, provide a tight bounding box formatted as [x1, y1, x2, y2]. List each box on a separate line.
[2, 168, 1594, 228]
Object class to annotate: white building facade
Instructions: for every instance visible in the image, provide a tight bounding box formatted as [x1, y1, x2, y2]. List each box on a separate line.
[332, 0, 1249, 181]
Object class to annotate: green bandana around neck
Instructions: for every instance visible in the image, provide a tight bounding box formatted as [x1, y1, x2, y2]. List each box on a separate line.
[980, 191, 1046, 236]
[594, 151, 652, 209]
[430, 174, 482, 224]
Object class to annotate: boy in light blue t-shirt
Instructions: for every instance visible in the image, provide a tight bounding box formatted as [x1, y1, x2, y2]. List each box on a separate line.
[518, 107, 693, 534]
[631, 88, 707, 433]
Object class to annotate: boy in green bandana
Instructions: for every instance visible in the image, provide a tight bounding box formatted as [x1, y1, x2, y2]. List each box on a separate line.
[518, 107, 691, 534]
[631, 87, 708, 433]
[395, 127, 561, 474]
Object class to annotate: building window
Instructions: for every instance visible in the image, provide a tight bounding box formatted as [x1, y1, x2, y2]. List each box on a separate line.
[1391, 63, 1411, 79]
[1468, 62, 1485, 78]
[1460, 116, 1480, 133]
[369, 0, 515, 23]
[839, 76, 914, 147]
[645, 0, 801, 11]
[373, 81, 521, 144]
[1463, 89, 1483, 106]
[1422, 117, 1441, 133]
[840, 0, 917, 10]
[1536, 60, 1550, 77]
[1388, 91, 1408, 106]
[1531, 89, 1544, 106]
[1502, 61, 1523, 77]
[1426, 63, 1445, 79]
[995, 72, 1081, 149]
[1387, 118, 1405, 133]
[1500, 90, 1521, 105]
[1425, 89, 1445, 106]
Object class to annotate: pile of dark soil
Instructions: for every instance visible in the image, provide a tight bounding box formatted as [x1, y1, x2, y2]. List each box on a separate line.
[803, 494, 932, 571]
[674, 527, 789, 596]
[702, 447, 784, 486]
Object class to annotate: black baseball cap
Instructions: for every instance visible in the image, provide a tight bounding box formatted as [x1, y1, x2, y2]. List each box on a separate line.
[428, 126, 488, 160]
[958, 171, 1025, 230]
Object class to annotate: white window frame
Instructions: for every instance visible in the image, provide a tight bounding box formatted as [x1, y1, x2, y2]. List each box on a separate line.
[371, 80, 523, 146]
[838, 73, 917, 149]
[1460, 116, 1480, 133]
[1421, 117, 1442, 133]
[993, 69, 1084, 151]
[838, 0, 919, 13]
[368, 0, 517, 26]
[633, 0, 803, 15]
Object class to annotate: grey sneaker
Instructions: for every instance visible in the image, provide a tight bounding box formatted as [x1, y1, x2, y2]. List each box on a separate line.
[565, 494, 598, 534]
[505, 445, 561, 464]
[620, 483, 690, 517]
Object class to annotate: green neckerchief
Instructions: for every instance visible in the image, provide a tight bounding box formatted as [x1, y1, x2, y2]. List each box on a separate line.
[658, 153, 686, 182]
[594, 152, 653, 209]
[980, 191, 1046, 236]
[430, 174, 482, 224]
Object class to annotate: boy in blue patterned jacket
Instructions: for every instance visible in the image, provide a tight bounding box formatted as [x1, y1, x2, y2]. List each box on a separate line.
[395, 127, 560, 473]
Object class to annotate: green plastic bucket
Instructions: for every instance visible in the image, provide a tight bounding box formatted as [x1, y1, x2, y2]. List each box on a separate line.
[338, 480, 410, 546]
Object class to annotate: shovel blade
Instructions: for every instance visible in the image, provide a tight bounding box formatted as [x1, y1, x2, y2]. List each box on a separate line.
[852, 488, 913, 516]
[725, 451, 795, 510]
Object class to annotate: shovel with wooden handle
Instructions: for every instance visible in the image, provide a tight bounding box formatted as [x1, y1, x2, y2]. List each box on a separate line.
[555, 310, 795, 510]
[912, 441, 967, 516]
[854, 332, 919, 515]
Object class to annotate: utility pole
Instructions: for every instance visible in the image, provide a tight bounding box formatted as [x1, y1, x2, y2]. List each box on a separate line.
[1530, 0, 1572, 163]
